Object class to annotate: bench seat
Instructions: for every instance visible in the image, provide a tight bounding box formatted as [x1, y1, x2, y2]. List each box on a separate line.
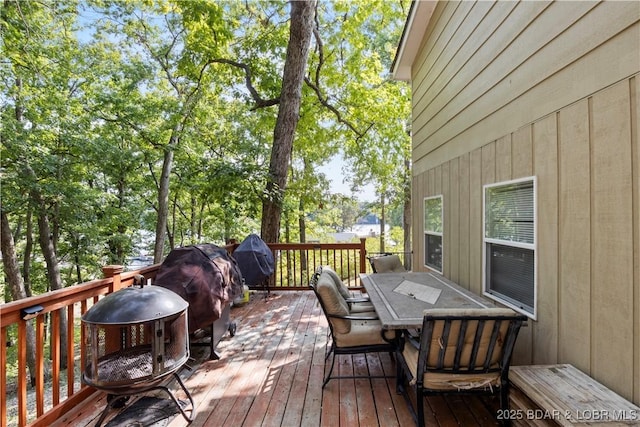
[509, 364, 640, 426]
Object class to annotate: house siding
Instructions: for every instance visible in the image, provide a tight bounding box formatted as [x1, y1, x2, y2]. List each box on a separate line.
[409, 1, 640, 404]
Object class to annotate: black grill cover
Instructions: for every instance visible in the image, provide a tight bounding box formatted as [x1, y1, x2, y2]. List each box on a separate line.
[233, 234, 275, 287]
[154, 244, 243, 333]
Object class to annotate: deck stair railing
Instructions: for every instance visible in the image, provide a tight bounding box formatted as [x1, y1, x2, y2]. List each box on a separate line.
[0, 239, 368, 427]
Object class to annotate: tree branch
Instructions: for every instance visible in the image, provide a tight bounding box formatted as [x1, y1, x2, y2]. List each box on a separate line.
[210, 58, 280, 110]
[304, 22, 372, 142]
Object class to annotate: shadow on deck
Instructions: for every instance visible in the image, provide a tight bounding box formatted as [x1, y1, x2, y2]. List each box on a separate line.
[52, 291, 500, 427]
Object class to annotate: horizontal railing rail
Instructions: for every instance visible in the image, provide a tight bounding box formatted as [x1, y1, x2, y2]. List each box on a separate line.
[1, 239, 369, 427]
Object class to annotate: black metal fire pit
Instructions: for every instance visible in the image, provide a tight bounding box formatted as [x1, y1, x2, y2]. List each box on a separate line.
[82, 280, 194, 426]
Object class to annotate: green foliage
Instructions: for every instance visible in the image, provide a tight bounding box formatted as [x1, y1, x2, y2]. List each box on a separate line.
[1, 0, 411, 299]
[300, 0, 412, 219]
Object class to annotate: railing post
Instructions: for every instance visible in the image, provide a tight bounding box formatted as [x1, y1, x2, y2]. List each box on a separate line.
[100, 265, 125, 356]
[359, 238, 367, 274]
[102, 265, 124, 292]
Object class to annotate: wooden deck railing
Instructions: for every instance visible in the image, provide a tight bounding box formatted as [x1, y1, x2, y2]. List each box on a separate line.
[266, 240, 368, 289]
[0, 239, 368, 427]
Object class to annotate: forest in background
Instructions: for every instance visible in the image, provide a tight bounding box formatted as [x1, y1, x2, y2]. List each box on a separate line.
[1, 0, 411, 301]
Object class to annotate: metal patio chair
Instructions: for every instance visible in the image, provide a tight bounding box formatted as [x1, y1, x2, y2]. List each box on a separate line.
[318, 265, 375, 313]
[310, 267, 396, 388]
[370, 254, 407, 273]
[396, 308, 527, 426]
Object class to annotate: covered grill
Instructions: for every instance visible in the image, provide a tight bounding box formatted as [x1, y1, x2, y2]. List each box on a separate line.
[82, 282, 194, 426]
[154, 244, 243, 359]
[233, 234, 275, 292]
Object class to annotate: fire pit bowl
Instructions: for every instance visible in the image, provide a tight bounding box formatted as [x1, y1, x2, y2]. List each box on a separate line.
[82, 281, 194, 425]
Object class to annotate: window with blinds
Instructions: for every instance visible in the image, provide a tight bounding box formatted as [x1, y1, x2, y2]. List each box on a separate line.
[424, 196, 443, 272]
[485, 180, 534, 244]
[483, 178, 536, 318]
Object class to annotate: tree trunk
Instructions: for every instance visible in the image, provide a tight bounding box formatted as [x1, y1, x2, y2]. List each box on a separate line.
[18, 162, 69, 370]
[153, 140, 175, 263]
[33, 185, 68, 370]
[198, 203, 205, 241]
[13, 76, 33, 298]
[298, 197, 308, 277]
[23, 208, 33, 297]
[190, 194, 197, 245]
[284, 209, 291, 243]
[283, 210, 293, 279]
[298, 198, 306, 244]
[260, 0, 316, 244]
[1, 210, 38, 384]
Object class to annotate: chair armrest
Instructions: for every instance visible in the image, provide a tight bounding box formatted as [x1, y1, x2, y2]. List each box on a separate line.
[405, 328, 421, 340]
[327, 313, 379, 321]
[398, 329, 420, 352]
[406, 334, 420, 349]
[345, 296, 370, 303]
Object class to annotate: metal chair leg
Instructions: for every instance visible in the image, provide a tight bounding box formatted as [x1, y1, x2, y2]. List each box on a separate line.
[416, 387, 425, 427]
[396, 358, 404, 394]
[322, 352, 337, 388]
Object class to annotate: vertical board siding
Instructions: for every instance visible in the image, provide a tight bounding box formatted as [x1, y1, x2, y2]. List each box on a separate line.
[558, 100, 591, 373]
[531, 115, 558, 365]
[590, 82, 634, 396]
[441, 161, 450, 276]
[495, 134, 512, 182]
[481, 142, 496, 185]
[468, 148, 483, 296]
[458, 153, 471, 289]
[413, 79, 639, 403]
[408, 0, 640, 404]
[413, 175, 422, 271]
[512, 126, 533, 178]
[633, 75, 640, 411]
[449, 157, 460, 284]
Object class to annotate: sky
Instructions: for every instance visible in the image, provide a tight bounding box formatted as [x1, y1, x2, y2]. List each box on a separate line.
[321, 155, 377, 202]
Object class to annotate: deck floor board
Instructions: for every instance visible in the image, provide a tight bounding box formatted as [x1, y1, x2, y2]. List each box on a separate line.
[52, 291, 500, 427]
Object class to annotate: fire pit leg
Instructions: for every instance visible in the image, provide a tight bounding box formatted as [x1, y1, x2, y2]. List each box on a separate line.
[93, 395, 129, 427]
[92, 374, 194, 426]
[157, 372, 195, 424]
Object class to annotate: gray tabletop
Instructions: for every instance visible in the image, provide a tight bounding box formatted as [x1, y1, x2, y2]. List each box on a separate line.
[360, 272, 495, 330]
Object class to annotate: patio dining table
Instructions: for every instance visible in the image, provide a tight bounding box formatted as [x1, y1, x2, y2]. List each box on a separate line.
[360, 272, 496, 330]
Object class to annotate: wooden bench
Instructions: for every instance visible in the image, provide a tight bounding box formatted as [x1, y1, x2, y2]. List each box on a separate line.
[508, 364, 640, 426]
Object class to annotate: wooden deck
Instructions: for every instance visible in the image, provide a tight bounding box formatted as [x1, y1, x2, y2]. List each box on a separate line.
[52, 291, 501, 427]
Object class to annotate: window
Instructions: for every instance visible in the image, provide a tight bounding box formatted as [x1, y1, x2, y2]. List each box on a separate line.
[424, 196, 443, 273]
[483, 177, 536, 318]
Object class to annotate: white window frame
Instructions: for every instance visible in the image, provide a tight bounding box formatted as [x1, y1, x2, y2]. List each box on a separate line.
[482, 176, 537, 319]
[423, 195, 443, 274]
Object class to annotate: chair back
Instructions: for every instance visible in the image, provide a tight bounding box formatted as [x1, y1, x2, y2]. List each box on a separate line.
[310, 267, 351, 334]
[320, 265, 352, 300]
[417, 308, 526, 377]
[371, 254, 406, 273]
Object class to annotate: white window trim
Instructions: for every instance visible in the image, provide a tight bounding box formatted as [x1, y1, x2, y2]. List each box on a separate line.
[482, 176, 537, 320]
[424, 195, 443, 274]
